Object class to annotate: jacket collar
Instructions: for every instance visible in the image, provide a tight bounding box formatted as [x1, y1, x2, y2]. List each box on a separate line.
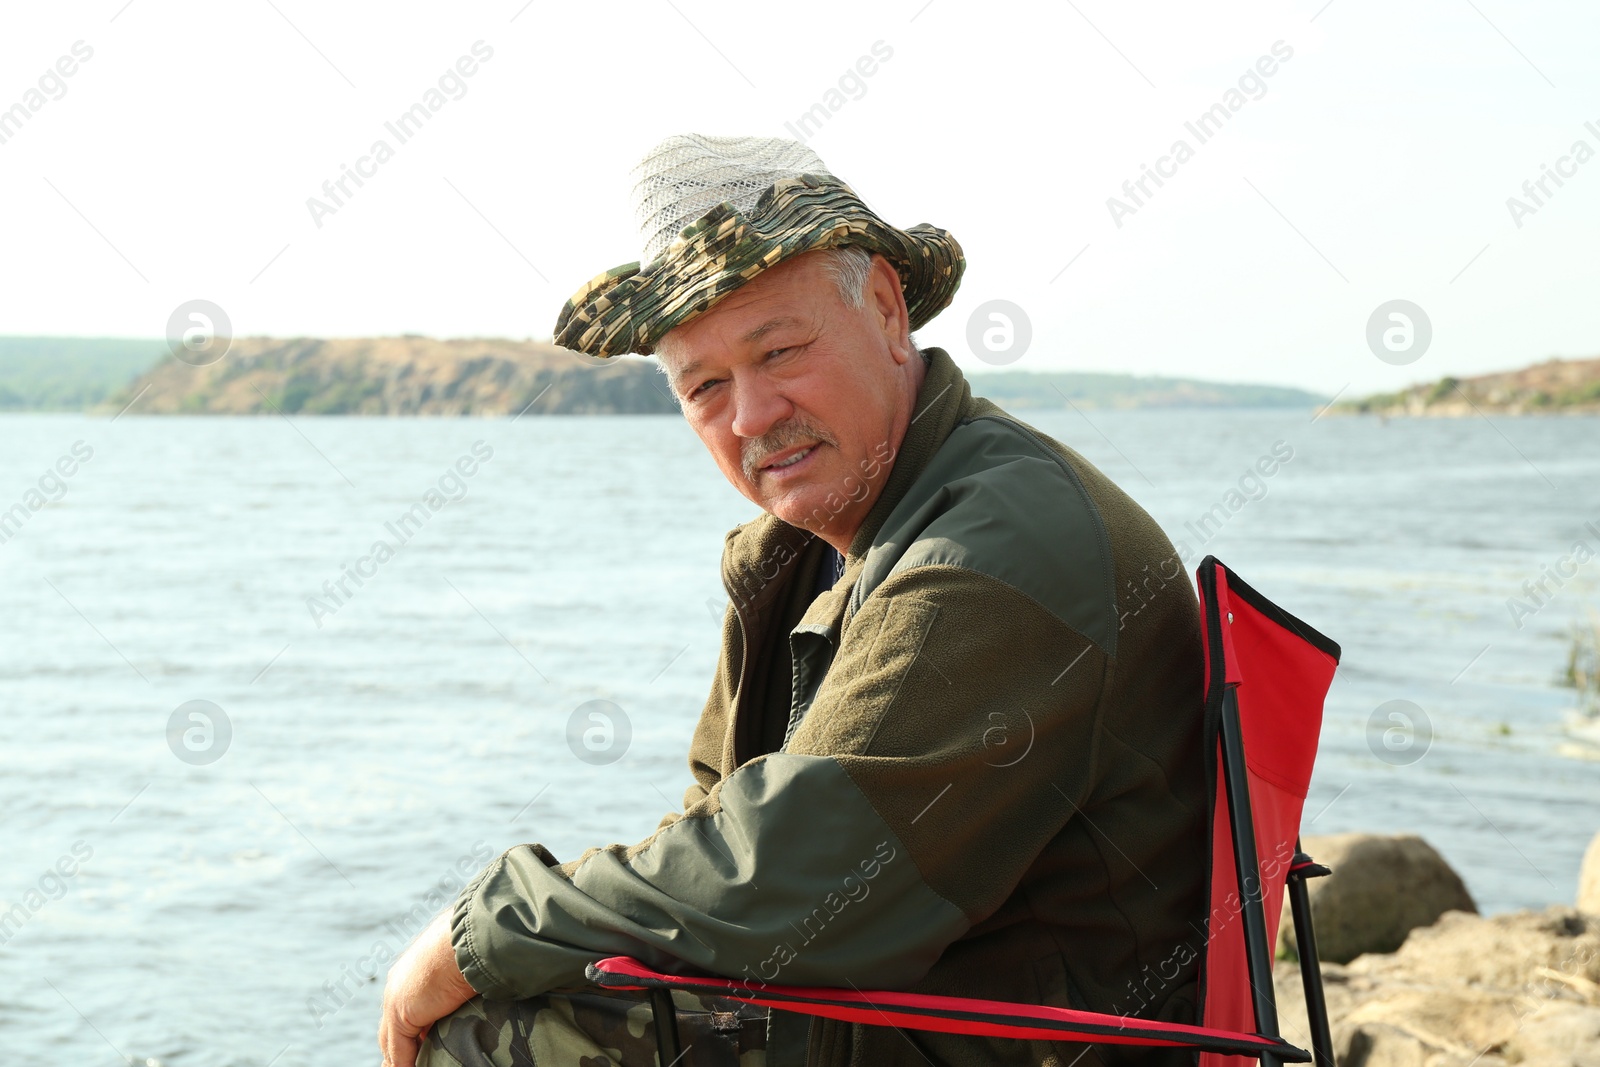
[847, 346, 973, 560]
[719, 347, 973, 623]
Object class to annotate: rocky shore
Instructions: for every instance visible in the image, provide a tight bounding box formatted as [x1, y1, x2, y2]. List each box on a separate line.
[1273, 832, 1600, 1067]
[1338, 357, 1600, 417]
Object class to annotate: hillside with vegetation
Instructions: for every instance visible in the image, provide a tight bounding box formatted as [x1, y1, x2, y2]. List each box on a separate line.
[0, 336, 167, 410]
[106, 336, 676, 415]
[1341, 357, 1600, 416]
[971, 370, 1323, 410]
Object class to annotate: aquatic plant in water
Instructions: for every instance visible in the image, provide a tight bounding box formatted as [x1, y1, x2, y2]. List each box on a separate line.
[1563, 611, 1600, 715]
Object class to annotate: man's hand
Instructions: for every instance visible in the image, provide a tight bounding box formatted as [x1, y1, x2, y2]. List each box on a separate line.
[378, 908, 477, 1067]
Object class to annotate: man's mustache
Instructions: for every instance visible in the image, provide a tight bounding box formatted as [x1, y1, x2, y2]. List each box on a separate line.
[742, 419, 840, 481]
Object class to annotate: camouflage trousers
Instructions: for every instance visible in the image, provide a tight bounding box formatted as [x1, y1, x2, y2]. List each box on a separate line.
[418, 987, 770, 1067]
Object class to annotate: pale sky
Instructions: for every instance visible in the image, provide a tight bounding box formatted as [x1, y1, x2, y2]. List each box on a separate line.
[2, 0, 1597, 395]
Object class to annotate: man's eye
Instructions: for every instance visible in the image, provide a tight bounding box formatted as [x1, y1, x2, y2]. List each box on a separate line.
[685, 347, 797, 400]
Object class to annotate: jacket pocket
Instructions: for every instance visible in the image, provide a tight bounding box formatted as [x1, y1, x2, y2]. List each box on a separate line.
[784, 593, 938, 757]
[783, 624, 837, 749]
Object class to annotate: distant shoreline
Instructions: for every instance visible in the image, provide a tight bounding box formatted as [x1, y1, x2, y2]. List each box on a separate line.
[1335, 357, 1600, 418]
[0, 334, 1328, 416]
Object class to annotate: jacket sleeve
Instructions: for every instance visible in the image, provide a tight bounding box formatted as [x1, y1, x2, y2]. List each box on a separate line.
[450, 564, 1108, 1000]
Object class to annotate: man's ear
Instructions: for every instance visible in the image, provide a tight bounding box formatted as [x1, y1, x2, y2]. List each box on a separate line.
[867, 254, 913, 364]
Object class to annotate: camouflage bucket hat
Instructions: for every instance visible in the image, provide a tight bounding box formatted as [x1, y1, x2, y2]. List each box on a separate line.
[553, 134, 965, 358]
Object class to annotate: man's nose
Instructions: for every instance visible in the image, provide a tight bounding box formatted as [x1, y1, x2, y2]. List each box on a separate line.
[728, 368, 792, 442]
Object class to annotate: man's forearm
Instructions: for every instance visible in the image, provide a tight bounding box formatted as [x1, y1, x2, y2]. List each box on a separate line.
[450, 754, 967, 1000]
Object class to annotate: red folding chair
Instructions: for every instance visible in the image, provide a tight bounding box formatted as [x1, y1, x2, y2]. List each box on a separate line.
[590, 556, 1343, 1067]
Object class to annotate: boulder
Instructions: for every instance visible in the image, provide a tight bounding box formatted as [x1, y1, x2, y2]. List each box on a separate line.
[1273, 907, 1600, 1067]
[1279, 833, 1476, 963]
[1580, 831, 1600, 915]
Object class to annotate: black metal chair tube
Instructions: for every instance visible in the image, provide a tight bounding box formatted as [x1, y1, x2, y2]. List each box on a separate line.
[1220, 686, 1282, 1067]
[650, 986, 683, 1064]
[1287, 845, 1337, 1067]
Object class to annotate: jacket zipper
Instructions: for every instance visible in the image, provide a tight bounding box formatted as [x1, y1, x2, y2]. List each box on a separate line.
[723, 555, 754, 767]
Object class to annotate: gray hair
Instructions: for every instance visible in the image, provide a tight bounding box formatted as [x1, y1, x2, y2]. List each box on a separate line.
[821, 245, 875, 309]
[820, 247, 923, 360]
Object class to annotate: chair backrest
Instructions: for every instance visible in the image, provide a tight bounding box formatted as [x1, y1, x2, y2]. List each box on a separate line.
[1195, 557, 1341, 1067]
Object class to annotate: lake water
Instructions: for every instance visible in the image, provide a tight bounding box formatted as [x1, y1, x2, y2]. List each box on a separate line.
[2, 406, 1597, 1064]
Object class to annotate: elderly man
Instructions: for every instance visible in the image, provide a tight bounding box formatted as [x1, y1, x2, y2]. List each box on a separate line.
[380, 135, 1207, 1067]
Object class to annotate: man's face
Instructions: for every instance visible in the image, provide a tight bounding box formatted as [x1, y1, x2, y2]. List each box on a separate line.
[657, 250, 917, 546]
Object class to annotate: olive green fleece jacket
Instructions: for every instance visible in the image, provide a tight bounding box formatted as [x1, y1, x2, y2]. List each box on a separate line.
[452, 347, 1209, 1067]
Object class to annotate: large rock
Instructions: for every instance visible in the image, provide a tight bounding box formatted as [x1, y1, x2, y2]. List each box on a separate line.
[1279, 833, 1477, 963]
[1273, 907, 1600, 1067]
[1580, 831, 1600, 915]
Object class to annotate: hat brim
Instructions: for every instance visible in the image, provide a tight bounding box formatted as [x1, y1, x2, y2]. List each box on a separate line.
[552, 174, 964, 358]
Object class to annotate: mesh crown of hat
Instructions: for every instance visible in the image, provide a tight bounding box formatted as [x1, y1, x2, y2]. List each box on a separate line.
[631, 134, 835, 262]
